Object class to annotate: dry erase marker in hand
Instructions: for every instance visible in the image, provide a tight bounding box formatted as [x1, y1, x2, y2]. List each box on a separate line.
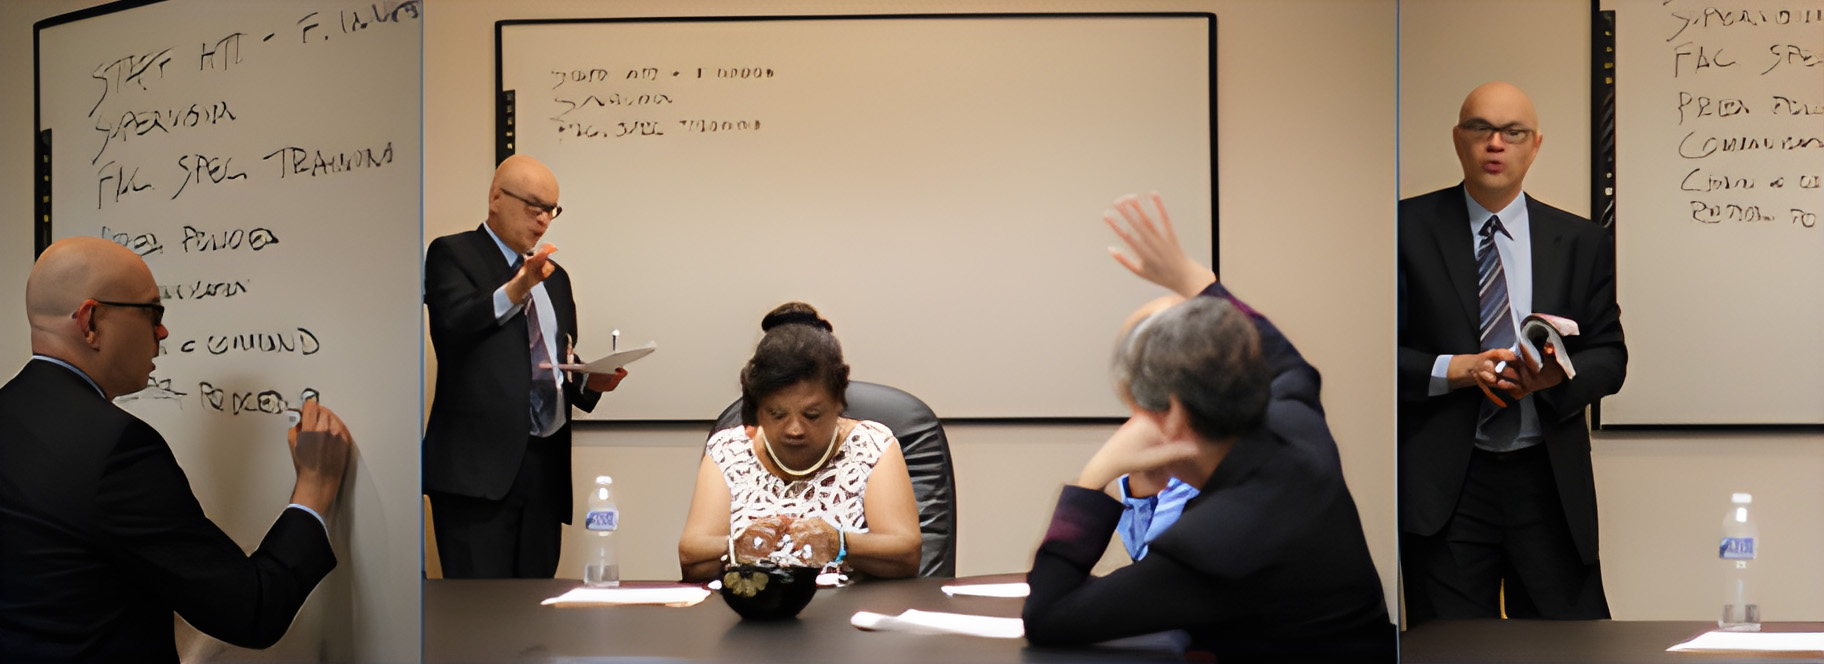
[612, 329, 619, 352]
[284, 392, 321, 427]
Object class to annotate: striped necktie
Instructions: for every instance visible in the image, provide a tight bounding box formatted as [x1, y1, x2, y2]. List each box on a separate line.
[1475, 215, 1520, 449]
[521, 269, 560, 437]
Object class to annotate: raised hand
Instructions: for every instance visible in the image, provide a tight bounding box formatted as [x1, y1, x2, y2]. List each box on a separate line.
[287, 399, 354, 515]
[1105, 192, 1217, 298]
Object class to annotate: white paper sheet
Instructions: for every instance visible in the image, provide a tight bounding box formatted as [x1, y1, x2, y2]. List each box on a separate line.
[548, 341, 657, 374]
[1667, 630, 1824, 653]
[940, 582, 1030, 598]
[851, 609, 1025, 639]
[540, 585, 711, 608]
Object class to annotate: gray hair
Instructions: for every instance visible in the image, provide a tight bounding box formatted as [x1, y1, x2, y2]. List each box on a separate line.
[1114, 297, 1269, 441]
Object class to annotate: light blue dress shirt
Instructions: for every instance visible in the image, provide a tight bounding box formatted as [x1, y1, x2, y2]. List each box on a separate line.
[1115, 474, 1199, 561]
[1425, 191, 1543, 451]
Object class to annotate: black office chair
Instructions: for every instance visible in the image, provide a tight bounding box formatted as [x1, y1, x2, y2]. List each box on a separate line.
[710, 381, 958, 577]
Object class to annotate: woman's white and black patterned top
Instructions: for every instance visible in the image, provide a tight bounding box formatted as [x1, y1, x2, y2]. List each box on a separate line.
[707, 419, 895, 537]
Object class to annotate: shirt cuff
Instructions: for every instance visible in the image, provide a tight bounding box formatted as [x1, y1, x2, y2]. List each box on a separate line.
[1428, 354, 1451, 397]
[491, 284, 524, 323]
[287, 503, 329, 537]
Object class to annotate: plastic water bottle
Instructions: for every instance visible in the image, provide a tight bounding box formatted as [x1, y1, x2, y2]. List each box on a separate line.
[1718, 492, 1758, 631]
[583, 475, 620, 587]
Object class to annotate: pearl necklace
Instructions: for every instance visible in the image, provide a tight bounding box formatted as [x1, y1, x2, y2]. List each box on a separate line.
[760, 423, 842, 476]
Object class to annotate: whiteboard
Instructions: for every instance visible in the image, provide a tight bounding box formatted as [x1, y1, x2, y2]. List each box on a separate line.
[1596, 0, 1824, 425]
[36, 1, 421, 660]
[498, 14, 1216, 421]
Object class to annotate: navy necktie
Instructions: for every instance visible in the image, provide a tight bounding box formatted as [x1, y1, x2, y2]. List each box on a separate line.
[1475, 215, 1520, 449]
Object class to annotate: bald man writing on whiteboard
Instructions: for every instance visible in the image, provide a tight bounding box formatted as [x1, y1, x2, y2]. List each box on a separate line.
[0, 237, 353, 662]
[1398, 82, 1627, 621]
[424, 155, 628, 579]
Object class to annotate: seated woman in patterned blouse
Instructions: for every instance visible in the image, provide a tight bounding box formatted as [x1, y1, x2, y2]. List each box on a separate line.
[678, 303, 921, 582]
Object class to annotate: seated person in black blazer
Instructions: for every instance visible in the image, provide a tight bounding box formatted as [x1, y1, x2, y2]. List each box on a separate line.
[1022, 194, 1393, 661]
[0, 237, 353, 663]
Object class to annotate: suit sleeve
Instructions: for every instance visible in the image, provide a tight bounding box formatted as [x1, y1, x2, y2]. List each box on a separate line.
[424, 237, 511, 358]
[1396, 249, 1454, 403]
[565, 369, 602, 413]
[1023, 486, 1233, 645]
[98, 422, 334, 649]
[1536, 231, 1627, 421]
[1198, 282, 1326, 418]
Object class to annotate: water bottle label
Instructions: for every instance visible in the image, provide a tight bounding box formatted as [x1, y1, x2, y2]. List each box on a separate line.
[585, 509, 619, 532]
[1720, 536, 1755, 560]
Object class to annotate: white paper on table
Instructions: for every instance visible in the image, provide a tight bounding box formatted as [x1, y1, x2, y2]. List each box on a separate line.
[851, 609, 1025, 639]
[940, 582, 1030, 598]
[547, 341, 657, 374]
[540, 585, 710, 608]
[1667, 630, 1824, 653]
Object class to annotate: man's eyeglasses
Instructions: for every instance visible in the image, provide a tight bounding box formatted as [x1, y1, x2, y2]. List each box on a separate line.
[500, 188, 563, 220]
[84, 300, 166, 328]
[1457, 122, 1535, 145]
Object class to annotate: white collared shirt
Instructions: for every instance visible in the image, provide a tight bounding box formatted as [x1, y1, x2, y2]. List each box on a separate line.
[481, 224, 567, 435]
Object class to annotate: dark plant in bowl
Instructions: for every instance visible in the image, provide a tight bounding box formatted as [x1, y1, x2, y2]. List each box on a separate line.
[719, 560, 819, 620]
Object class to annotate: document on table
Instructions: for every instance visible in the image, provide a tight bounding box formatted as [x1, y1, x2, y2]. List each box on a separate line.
[541, 585, 710, 608]
[1668, 630, 1824, 654]
[851, 609, 1025, 639]
[940, 582, 1030, 598]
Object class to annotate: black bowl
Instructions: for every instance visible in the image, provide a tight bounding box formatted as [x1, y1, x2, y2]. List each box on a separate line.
[718, 562, 820, 620]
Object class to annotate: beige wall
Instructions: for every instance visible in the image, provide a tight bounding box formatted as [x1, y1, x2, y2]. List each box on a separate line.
[0, 1, 114, 367]
[1400, 0, 1824, 620]
[426, 0, 1400, 613]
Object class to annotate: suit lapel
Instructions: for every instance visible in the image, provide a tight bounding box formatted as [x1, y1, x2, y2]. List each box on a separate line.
[1427, 187, 1481, 331]
[460, 225, 517, 286]
[1527, 198, 1567, 314]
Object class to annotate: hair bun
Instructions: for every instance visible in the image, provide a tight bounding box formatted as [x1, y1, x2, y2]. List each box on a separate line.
[760, 303, 833, 333]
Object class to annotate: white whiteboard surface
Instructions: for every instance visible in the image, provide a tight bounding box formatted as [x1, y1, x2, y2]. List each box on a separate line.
[1597, 0, 1824, 425]
[36, 1, 421, 660]
[499, 14, 1215, 421]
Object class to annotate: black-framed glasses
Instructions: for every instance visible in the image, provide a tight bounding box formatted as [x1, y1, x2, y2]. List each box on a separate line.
[500, 188, 562, 220]
[1456, 121, 1535, 145]
[85, 299, 166, 328]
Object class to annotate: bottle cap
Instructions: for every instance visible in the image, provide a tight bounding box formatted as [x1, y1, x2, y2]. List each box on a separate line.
[1732, 492, 1752, 504]
[596, 475, 613, 485]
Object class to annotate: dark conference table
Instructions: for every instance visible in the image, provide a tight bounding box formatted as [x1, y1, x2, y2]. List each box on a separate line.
[423, 576, 1185, 663]
[1400, 620, 1824, 663]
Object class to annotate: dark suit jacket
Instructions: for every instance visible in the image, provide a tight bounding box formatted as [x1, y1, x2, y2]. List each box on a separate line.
[1397, 185, 1627, 563]
[423, 225, 599, 517]
[1025, 283, 1393, 660]
[0, 360, 335, 663]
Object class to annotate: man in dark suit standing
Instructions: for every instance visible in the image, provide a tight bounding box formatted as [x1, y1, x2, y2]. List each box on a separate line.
[0, 237, 353, 662]
[424, 155, 627, 579]
[1398, 82, 1627, 621]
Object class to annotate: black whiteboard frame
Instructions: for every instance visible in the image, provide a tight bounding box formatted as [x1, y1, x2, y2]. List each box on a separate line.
[1586, 2, 1824, 432]
[1589, 5, 1616, 430]
[31, 0, 172, 257]
[492, 11, 1220, 282]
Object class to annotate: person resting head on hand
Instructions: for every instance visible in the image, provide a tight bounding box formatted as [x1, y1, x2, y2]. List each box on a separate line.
[678, 303, 921, 582]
